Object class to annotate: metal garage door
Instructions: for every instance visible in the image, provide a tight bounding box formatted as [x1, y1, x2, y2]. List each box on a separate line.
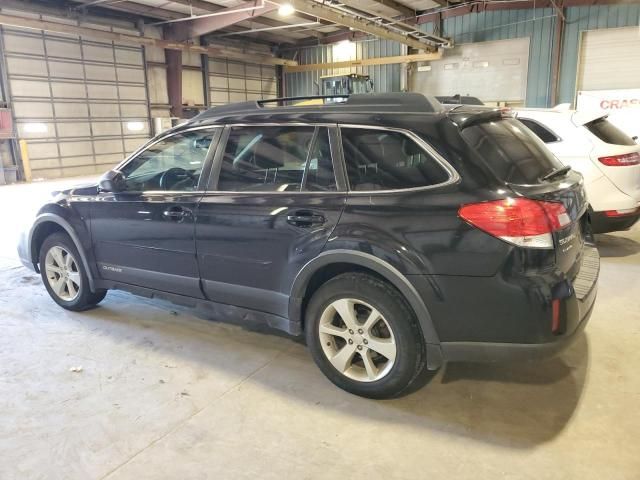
[208, 57, 278, 106]
[409, 37, 530, 104]
[577, 26, 640, 92]
[1, 27, 151, 179]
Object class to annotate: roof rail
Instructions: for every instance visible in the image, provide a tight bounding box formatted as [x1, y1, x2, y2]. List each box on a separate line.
[193, 92, 442, 121]
[257, 95, 348, 107]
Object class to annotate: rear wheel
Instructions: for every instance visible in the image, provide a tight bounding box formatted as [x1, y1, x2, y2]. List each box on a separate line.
[305, 273, 428, 399]
[39, 232, 107, 311]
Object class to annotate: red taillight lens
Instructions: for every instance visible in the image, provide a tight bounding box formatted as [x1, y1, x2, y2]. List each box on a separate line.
[603, 207, 640, 217]
[551, 298, 561, 334]
[598, 152, 640, 166]
[458, 198, 571, 248]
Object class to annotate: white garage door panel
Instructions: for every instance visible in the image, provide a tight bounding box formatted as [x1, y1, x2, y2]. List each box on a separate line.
[2, 27, 151, 179]
[578, 27, 640, 92]
[410, 37, 530, 103]
[208, 57, 278, 106]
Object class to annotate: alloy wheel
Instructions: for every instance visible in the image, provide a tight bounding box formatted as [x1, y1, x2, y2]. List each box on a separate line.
[44, 246, 81, 302]
[318, 298, 397, 382]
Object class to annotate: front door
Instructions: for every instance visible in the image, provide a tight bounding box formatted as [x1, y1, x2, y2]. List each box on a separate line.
[91, 127, 220, 298]
[195, 125, 346, 317]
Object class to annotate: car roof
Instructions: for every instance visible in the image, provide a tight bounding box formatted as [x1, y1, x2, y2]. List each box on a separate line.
[179, 93, 446, 128]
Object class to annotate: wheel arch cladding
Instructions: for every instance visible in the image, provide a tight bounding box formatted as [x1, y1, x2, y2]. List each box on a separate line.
[29, 214, 96, 292]
[289, 250, 443, 368]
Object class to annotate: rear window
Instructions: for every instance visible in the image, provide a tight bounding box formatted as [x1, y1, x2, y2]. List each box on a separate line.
[341, 128, 450, 191]
[461, 118, 563, 184]
[519, 118, 560, 143]
[585, 117, 636, 146]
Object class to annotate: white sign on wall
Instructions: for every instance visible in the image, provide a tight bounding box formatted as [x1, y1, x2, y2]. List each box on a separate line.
[577, 89, 640, 140]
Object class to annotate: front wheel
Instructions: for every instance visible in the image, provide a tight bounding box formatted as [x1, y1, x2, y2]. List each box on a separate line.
[39, 232, 107, 311]
[305, 273, 428, 399]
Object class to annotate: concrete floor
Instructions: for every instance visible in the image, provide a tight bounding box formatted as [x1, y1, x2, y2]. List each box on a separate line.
[1, 178, 639, 480]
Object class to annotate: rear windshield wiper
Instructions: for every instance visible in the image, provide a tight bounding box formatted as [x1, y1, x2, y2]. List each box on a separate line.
[541, 165, 571, 182]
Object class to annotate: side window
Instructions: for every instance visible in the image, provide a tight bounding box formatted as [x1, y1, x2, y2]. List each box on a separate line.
[305, 128, 337, 191]
[519, 118, 560, 143]
[217, 126, 336, 192]
[340, 127, 450, 191]
[119, 129, 215, 191]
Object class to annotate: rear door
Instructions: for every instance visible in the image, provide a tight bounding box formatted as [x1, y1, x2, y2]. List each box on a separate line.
[195, 124, 346, 317]
[460, 116, 589, 271]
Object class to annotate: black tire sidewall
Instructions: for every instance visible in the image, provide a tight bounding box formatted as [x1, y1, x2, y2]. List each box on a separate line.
[305, 273, 425, 399]
[38, 232, 100, 311]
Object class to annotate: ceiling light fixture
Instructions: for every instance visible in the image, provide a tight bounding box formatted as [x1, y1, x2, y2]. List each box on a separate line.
[278, 3, 295, 16]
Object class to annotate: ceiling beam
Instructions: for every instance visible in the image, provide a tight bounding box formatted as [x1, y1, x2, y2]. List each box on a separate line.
[168, 1, 279, 40]
[269, 0, 437, 51]
[160, 0, 232, 13]
[0, 12, 297, 66]
[366, 0, 416, 18]
[284, 51, 442, 72]
[72, 0, 184, 20]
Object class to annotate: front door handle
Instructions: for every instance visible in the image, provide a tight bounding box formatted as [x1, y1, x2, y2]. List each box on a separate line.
[286, 212, 325, 227]
[163, 206, 192, 222]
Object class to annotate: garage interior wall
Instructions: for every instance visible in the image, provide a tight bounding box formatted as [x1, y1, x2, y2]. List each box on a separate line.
[284, 3, 640, 108]
[144, 26, 170, 120]
[208, 58, 278, 106]
[1, 26, 151, 179]
[284, 38, 402, 97]
[559, 3, 640, 104]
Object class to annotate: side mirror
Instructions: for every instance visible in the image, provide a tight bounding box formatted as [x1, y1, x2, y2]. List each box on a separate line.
[98, 170, 125, 193]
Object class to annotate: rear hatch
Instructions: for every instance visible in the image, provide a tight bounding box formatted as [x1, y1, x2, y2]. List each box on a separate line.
[573, 112, 640, 201]
[456, 109, 589, 272]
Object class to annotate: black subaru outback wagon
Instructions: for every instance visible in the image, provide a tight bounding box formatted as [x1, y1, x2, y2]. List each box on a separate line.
[18, 93, 599, 398]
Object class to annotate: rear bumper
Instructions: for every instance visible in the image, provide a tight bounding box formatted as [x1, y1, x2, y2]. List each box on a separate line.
[429, 246, 600, 363]
[591, 209, 640, 233]
[440, 298, 594, 362]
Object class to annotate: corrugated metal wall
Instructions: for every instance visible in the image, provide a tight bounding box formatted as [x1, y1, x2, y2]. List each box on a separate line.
[558, 3, 640, 105]
[284, 3, 639, 108]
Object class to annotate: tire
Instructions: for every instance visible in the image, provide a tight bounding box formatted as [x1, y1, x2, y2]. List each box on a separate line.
[39, 232, 107, 311]
[305, 272, 428, 399]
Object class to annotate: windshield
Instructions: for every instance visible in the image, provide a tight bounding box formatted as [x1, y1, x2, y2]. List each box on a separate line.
[461, 118, 564, 185]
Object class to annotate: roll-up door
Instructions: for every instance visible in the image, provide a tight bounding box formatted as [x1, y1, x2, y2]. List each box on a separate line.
[577, 26, 640, 92]
[2, 27, 151, 179]
[208, 58, 278, 106]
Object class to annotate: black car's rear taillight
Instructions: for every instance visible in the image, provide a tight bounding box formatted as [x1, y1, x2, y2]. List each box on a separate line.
[458, 198, 570, 249]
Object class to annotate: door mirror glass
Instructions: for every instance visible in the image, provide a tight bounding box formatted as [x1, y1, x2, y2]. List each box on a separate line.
[98, 170, 126, 193]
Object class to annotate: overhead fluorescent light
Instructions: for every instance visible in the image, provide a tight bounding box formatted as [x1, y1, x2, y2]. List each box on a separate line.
[278, 3, 295, 16]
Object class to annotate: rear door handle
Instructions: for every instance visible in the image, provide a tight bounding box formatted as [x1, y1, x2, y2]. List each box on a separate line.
[286, 212, 325, 227]
[163, 206, 192, 222]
